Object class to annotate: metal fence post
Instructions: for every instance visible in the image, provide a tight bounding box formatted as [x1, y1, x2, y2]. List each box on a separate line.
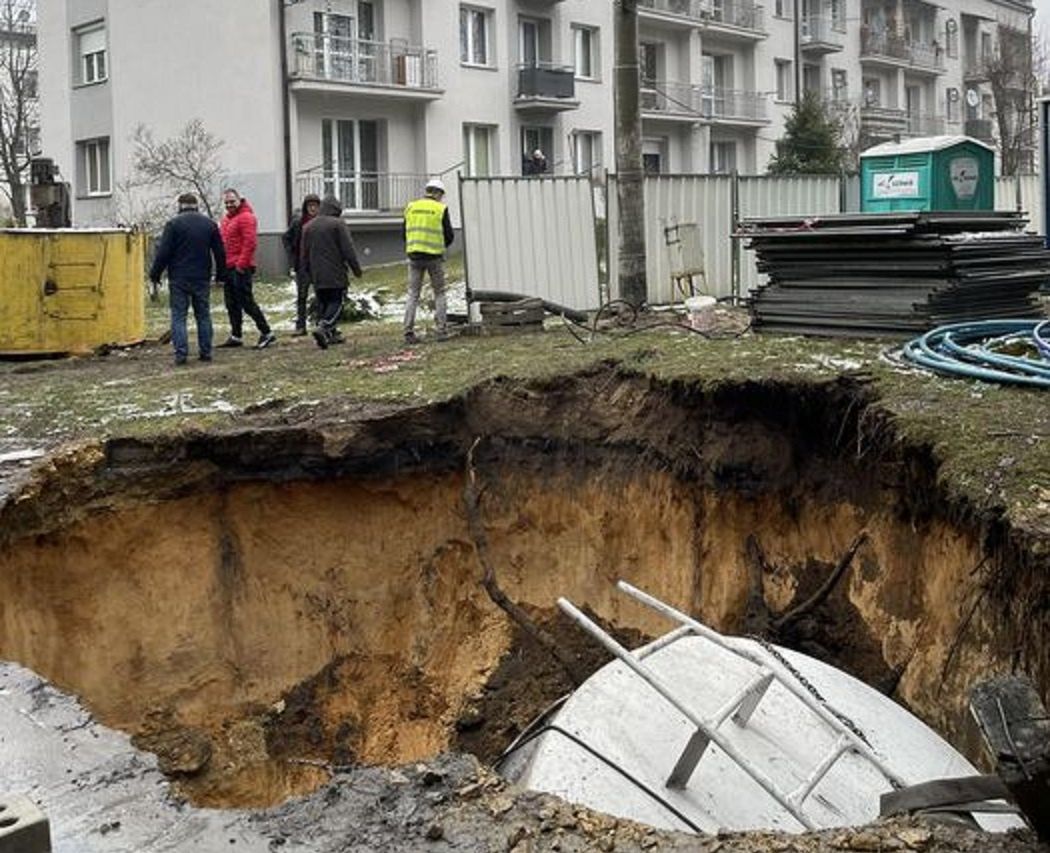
[731, 170, 741, 303]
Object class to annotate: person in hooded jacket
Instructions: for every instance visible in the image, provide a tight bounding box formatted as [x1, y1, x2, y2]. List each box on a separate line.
[218, 187, 276, 349]
[281, 193, 321, 336]
[301, 196, 363, 349]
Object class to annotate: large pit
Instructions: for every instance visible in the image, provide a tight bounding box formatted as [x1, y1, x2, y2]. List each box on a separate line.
[1, 371, 1048, 816]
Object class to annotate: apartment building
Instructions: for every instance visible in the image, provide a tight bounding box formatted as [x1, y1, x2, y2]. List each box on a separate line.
[38, 0, 1033, 266]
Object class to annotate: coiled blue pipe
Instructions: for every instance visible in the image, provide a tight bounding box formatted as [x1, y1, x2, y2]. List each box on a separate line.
[902, 320, 1050, 388]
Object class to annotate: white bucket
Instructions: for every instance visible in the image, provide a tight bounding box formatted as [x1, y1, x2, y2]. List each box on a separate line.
[684, 295, 716, 332]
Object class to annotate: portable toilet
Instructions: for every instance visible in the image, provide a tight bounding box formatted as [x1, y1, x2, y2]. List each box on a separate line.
[860, 135, 994, 212]
[0, 229, 146, 356]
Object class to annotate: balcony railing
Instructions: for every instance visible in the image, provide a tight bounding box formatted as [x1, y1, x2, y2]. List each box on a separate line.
[641, 81, 767, 121]
[290, 33, 439, 90]
[801, 15, 846, 47]
[906, 113, 945, 135]
[294, 171, 428, 213]
[638, 0, 765, 31]
[860, 29, 944, 71]
[964, 118, 994, 141]
[517, 62, 576, 100]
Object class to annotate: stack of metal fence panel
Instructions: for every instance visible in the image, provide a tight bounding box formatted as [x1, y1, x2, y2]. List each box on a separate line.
[741, 211, 1050, 337]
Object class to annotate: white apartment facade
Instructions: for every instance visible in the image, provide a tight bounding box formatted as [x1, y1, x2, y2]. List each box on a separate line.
[38, 0, 1033, 268]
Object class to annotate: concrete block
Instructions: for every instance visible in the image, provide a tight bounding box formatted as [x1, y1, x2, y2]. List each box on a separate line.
[0, 794, 51, 853]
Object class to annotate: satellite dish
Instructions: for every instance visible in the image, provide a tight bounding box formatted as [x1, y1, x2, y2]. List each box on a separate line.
[965, 88, 980, 108]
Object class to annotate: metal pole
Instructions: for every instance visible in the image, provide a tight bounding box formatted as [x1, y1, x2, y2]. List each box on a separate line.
[277, 0, 294, 225]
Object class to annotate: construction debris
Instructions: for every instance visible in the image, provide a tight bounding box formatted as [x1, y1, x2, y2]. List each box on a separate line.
[740, 212, 1050, 338]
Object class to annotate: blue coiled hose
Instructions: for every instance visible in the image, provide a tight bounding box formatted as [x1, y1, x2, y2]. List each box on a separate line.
[902, 320, 1050, 389]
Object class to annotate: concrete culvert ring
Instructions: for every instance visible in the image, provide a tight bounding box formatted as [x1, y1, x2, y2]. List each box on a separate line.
[1, 372, 1048, 850]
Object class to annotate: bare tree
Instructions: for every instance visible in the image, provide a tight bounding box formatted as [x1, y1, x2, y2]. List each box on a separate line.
[986, 24, 1039, 175]
[128, 119, 227, 218]
[0, 0, 38, 225]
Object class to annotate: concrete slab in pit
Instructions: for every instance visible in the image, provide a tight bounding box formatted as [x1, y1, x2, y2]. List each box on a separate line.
[0, 661, 273, 852]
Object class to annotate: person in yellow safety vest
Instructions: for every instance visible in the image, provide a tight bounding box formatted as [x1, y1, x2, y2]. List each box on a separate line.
[402, 177, 455, 345]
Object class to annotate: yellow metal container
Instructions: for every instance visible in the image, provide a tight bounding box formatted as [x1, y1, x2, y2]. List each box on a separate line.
[0, 229, 146, 355]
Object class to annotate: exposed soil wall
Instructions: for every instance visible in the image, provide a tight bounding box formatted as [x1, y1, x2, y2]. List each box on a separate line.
[1, 370, 1047, 809]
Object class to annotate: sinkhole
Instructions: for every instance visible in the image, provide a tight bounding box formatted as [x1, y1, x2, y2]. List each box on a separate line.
[0, 372, 1047, 814]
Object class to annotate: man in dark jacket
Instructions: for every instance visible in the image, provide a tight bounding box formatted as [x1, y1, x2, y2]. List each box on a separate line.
[301, 196, 363, 349]
[149, 192, 227, 365]
[281, 192, 321, 336]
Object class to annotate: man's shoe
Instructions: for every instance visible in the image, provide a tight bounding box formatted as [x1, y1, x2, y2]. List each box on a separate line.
[312, 329, 329, 350]
[328, 330, 344, 345]
[217, 336, 243, 348]
[292, 327, 308, 337]
[256, 331, 277, 349]
[403, 331, 419, 345]
[199, 354, 213, 363]
[174, 356, 187, 366]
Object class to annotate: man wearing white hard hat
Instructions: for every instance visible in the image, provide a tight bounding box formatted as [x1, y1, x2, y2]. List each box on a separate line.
[402, 177, 455, 344]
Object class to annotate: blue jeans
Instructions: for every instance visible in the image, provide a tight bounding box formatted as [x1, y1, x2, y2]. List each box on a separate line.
[170, 279, 213, 360]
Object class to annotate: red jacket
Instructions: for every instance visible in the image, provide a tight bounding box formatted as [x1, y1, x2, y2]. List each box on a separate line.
[220, 199, 258, 270]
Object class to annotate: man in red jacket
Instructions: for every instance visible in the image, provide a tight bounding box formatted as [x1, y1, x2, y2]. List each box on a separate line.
[218, 188, 276, 349]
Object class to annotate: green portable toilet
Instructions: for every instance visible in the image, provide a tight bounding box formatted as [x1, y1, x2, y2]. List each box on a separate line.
[860, 135, 994, 212]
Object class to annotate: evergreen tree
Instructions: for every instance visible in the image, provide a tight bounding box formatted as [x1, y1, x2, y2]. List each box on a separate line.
[768, 91, 845, 175]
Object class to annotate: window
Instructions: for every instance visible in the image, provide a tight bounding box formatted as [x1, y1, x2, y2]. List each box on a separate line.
[981, 92, 993, 121]
[521, 127, 553, 174]
[463, 124, 494, 176]
[830, 0, 844, 31]
[321, 118, 379, 209]
[710, 141, 736, 174]
[78, 137, 110, 196]
[460, 6, 492, 66]
[75, 23, 107, 85]
[571, 131, 601, 175]
[980, 31, 992, 63]
[831, 69, 848, 102]
[572, 25, 598, 79]
[774, 0, 791, 17]
[775, 60, 793, 102]
[946, 87, 959, 122]
[639, 41, 658, 88]
[945, 19, 958, 58]
[863, 77, 881, 106]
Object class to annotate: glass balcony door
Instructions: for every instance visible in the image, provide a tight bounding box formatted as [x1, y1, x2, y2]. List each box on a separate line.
[322, 119, 379, 210]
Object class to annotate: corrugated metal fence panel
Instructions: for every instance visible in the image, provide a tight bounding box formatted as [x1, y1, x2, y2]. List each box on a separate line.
[609, 174, 842, 303]
[608, 174, 735, 302]
[737, 175, 842, 296]
[995, 175, 1044, 234]
[460, 176, 601, 311]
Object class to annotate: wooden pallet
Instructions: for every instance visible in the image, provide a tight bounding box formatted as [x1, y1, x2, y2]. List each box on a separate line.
[475, 299, 544, 335]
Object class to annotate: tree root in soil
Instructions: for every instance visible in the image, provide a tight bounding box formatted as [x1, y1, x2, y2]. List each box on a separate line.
[462, 437, 585, 687]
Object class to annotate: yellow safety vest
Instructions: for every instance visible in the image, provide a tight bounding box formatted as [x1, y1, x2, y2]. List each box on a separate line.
[404, 197, 447, 256]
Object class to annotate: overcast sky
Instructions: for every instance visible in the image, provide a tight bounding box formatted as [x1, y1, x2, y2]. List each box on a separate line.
[1038, 0, 1050, 40]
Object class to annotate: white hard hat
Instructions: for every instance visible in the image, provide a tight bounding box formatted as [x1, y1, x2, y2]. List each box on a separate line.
[425, 177, 446, 194]
[533, 149, 545, 158]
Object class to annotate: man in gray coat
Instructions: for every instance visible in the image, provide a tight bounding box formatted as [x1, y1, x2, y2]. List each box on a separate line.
[301, 196, 364, 349]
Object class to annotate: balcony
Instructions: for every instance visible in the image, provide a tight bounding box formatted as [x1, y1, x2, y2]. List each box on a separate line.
[905, 113, 945, 136]
[641, 81, 768, 123]
[963, 57, 989, 82]
[294, 171, 427, 215]
[515, 63, 579, 112]
[289, 33, 442, 100]
[964, 118, 994, 142]
[800, 15, 845, 53]
[638, 0, 766, 38]
[860, 29, 945, 74]
[859, 102, 909, 141]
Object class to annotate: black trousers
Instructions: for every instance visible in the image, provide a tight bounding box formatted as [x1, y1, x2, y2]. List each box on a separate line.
[223, 269, 270, 338]
[316, 287, 345, 336]
[295, 270, 310, 330]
